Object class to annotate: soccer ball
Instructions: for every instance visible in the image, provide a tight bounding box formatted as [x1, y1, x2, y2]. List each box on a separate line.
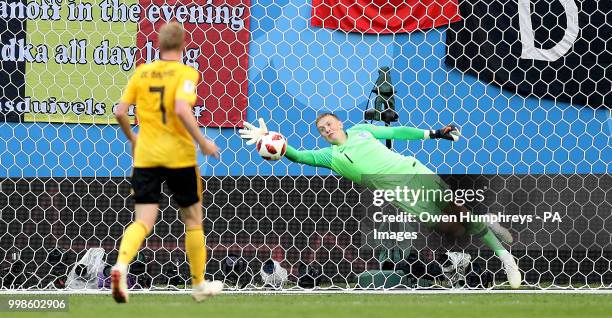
[256, 132, 287, 161]
[260, 259, 288, 288]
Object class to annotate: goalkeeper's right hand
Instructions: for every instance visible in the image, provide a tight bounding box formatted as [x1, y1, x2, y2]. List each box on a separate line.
[239, 118, 269, 145]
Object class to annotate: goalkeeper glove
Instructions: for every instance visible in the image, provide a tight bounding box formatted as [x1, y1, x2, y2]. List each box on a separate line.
[430, 125, 461, 141]
[238, 118, 269, 145]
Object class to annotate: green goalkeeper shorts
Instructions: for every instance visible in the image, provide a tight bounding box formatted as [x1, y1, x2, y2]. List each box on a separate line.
[391, 172, 451, 228]
[362, 159, 451, 228]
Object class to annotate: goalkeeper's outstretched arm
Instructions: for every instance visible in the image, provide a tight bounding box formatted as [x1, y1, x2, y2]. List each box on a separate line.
[284, 145, 333, 168]
[239, 118, 333, 169]
[351, 124, 461, 141]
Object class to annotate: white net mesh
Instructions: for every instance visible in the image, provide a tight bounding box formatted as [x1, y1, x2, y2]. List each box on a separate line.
[0, 0, 610, 291]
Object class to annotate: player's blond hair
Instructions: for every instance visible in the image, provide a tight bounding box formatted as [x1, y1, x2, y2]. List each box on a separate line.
[315, 112, 340, 126]
[159, 22, 185, 52]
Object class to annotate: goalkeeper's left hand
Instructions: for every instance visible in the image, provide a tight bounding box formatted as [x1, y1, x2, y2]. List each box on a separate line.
[239, 118, 269, 145]
[430, 125, 461, 141]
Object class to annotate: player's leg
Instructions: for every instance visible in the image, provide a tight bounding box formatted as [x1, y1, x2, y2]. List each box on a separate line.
[112, 168, 161, 303]
[393, 171, 466, 237]
[485, 215, 514, 244]
[116, 204, 158, 265]
[445, 203, 521, 288]
[433, 218, 465, 238]
[167, 167, 222, 302]
[395, 167, 521, 288]
[412, 164, 520, 288]
[179, 202, 222, 301]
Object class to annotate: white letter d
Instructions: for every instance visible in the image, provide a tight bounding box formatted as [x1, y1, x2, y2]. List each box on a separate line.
[518, 0, 579, 61]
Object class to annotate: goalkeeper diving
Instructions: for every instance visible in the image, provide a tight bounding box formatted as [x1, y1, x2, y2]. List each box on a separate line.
[240, 113, 521, 288]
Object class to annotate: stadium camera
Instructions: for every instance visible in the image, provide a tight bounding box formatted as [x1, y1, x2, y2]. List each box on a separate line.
[364, 66, 399, 125]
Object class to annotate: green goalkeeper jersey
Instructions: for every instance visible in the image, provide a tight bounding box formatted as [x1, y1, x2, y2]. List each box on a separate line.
[285, 124, 435, 185]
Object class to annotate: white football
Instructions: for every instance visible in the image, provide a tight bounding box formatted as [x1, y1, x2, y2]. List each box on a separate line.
[260, 259, 288, 288]
[256, 132, 287, 161]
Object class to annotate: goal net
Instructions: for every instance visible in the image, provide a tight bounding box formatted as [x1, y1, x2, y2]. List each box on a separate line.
[1, 0, 610, 291]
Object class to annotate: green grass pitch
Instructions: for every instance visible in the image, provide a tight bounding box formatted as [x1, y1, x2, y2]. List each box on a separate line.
[6, 294, 612, 318]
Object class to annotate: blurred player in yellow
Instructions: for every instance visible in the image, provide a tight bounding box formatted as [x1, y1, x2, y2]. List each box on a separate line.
[112, 22, 222, 303]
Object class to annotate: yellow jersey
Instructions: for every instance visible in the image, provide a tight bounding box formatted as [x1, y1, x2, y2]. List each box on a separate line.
[120, 60, 200, 168]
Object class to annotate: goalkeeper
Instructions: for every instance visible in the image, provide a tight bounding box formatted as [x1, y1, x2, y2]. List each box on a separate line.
[240, 113, 521, 288]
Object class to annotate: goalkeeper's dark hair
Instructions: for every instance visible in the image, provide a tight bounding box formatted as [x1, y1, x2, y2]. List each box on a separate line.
[159, 22, 185, 52]
[315, 112, 340, 126]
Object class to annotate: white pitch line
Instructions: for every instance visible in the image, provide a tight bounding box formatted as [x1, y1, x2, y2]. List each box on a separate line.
[2, 289, 612, 295]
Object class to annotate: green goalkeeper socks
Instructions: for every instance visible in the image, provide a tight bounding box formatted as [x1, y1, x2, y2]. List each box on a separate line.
[463, 219, 508, 256]
[481, 229, 507, 256]
[463, 219, 487, 235]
